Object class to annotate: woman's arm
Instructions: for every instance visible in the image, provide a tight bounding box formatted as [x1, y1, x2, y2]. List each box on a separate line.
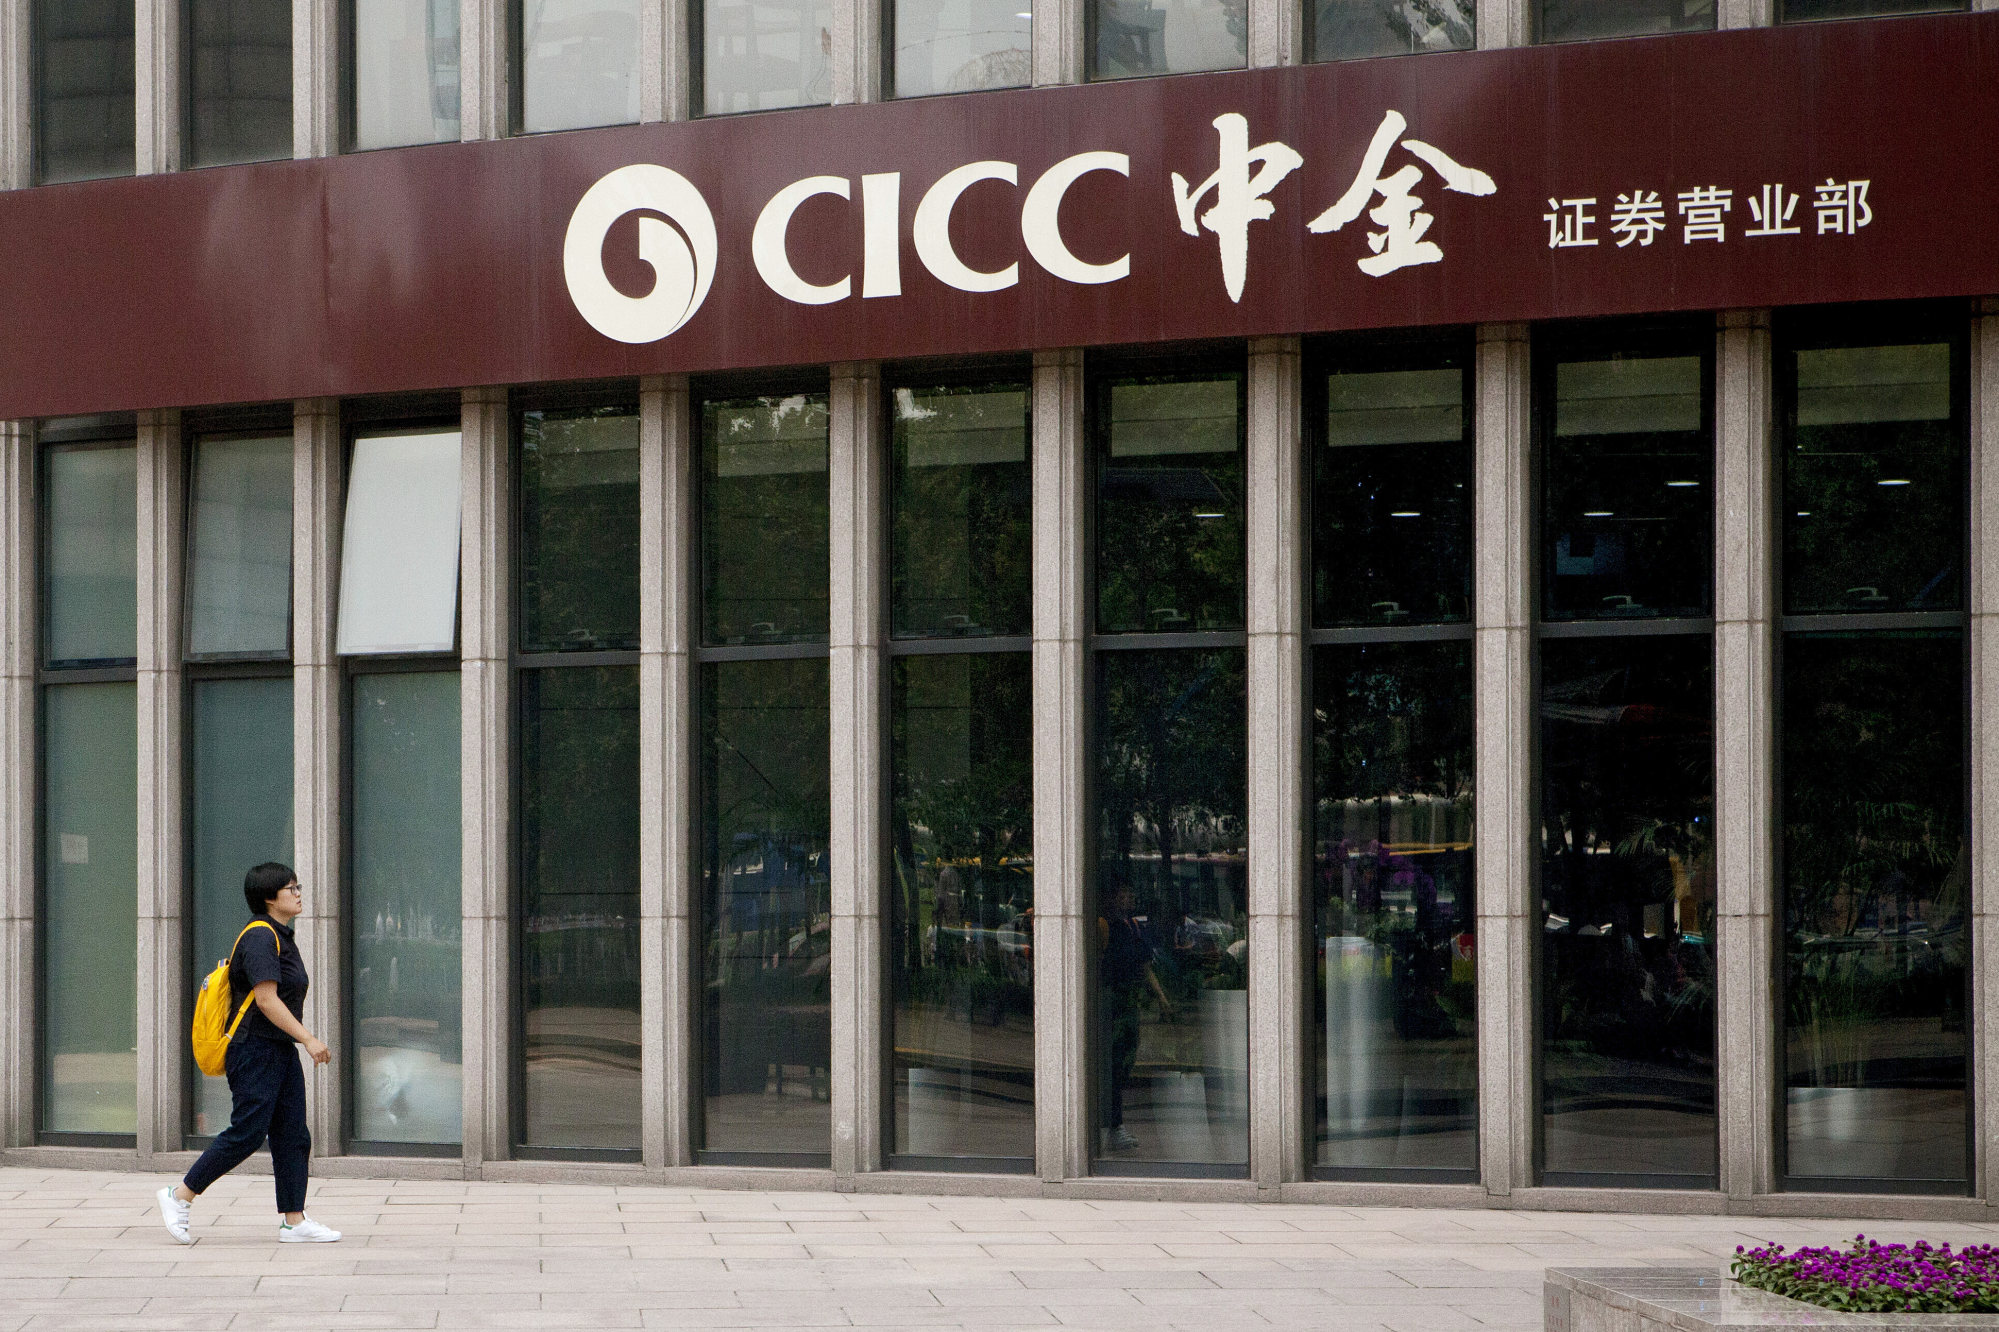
[252, 981, 331, 1065]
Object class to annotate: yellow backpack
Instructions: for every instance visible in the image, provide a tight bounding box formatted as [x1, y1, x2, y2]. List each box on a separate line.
[191, 921, 279, 1076]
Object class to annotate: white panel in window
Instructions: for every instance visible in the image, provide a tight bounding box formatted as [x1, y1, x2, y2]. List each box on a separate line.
[522, 0, 641, 132]
[337, 431, 463, 655]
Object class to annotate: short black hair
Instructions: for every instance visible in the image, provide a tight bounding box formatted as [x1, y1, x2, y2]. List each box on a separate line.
[243, 862, 297, 916]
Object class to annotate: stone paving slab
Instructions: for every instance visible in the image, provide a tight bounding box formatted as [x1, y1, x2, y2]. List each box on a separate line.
[1, 1169, 1997, 1331]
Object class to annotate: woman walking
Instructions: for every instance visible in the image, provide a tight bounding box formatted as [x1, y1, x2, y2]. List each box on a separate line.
[156, 862, 340, 1245]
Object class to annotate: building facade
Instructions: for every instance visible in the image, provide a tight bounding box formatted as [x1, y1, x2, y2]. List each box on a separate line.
[0, 0, 1995, 1220]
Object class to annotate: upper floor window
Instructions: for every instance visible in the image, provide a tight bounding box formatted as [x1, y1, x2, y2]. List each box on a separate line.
[1311, 0, 1471, 60]
[350, 0, 461, 150]
[33, 0, 136, 183]
[699, 0, 832, 114]
[1537, 0, 1713, 43]
[1780, 0, 1963, 18]
[520, 0, 641, 132]
[1088, 0, 1244, 80]
[891, 0, 1031, 97]
[188, 0, 294, 166]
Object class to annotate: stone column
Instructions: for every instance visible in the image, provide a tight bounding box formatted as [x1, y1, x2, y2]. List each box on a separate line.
[1032, 348, 1091, 1180]
[293, 400, 345, 1155]
[1245, 337, 1307, 1192]
[832, 0, 884, 104]
[1714, 311, 1778, 1201]
[829, 362, 887, 1177]
[0, 0, 28, 188]
[136, 411, 185, 1159]
[1971, 300, 1999, 1209]
[461, 0, 511, 140]
[641, 0, 693, 122]
[1475, 0, 1529, 48]
[461, 387, 513, 1168]
[640, 375, 697, 1169]
[1033, 0, 1085, 84]
[1248, 0, 1302, 68]
[136, 0, 182, 175]
[1473, 323, 1534, 1198]
[0, 421, 35, 1148]
[294, 0, 340, 158]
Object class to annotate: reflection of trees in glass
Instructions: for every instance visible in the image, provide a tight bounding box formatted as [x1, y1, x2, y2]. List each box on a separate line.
[702, 395, 829, 645]
[1313, 0, 1471, 59]
[1095, 377, 1244, 633]
[891, 385, 1030, 638]
[520, 406, 639, 653]
[1782, 634, 1966, 1098]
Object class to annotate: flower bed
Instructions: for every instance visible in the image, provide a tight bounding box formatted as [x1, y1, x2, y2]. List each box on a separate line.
[1731, 1235, 1999, 1314]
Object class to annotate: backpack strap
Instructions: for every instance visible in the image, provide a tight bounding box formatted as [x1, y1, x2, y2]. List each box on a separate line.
[222, 921, 282, 1043]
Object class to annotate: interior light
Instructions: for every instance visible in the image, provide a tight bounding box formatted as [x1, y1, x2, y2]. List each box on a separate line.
[1193, 510, 1225, 519]
[1390, 510, 1421, 518]
[1015, 9, 1032, 14]
[1795, 511, 1811, 517]
[1878, 478, 1912, 486]
[1583, 510, 1613, 518]
[1664, 480, 1699, 488]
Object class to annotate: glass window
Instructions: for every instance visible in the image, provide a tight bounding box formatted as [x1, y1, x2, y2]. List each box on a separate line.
[188, 677, 294, 1138]
[699, 0, 833, 114]
[1090, 0, 1244, 78]
[891, 383, 1029, 639]
[44, 444, 136, 668]
[521, 0, 640, 132]
[188, 0, 293, 167]
[1781, 632, 1967, 1190]
[702, 395, 829, 646]
[1313, 641, 1475, 1175]
[1539, 637, 1715, 1184]
[352, 0, 461, 150]
[701, 657, 831, 1158]
[520, 406, 640, 654]
[337, 431, 462, 656]
[1781, 0, 1962, 18]
[1094, 647, 1247, 1171]
[1537, 0, 1714, 41]
[1785, 342, 1962, 615]
[188, 435, 292, 658]
[1314, 345, 1470, 627]
[41, 682, 138, 1136]
[33, 0, 135, 183]
[519, 666, 641, 1152]
[1095, 373, 1244, 634]
[351, 669, 463, 1146]
[1544, 341, 1711, 621]
[892, 0, 1031, 97]
[1311, 0, 1471, 59]
[889, 653, 1033, 1163]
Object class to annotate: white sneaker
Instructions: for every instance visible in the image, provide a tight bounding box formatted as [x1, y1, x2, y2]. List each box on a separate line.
[155, 1185, 193, 1245]
[1105, 1126, 1139, 1152]
[277, 1215, 341, 1243]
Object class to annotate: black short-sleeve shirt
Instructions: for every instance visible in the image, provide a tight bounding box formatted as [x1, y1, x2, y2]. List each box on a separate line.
[227, 913, 309, 1045]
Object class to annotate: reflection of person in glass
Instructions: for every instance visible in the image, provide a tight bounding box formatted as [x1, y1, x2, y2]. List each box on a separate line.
[1100, 880, 1173, 1153]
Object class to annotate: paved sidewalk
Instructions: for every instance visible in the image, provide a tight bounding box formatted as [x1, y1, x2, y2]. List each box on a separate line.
[2, 1168, 1996, 1331]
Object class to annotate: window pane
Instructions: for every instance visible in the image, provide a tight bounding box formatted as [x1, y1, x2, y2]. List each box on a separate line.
[702, 657, 831, 1158]
[522, 0, 640, 132]
[892, 0, 1031, 97]
[1544, 348, 1711, 620]
[1313, 642, 1475, 1175]
[700, 0, 833, 114]
[1785, 342, 1962, 615]
[520, 666, 641, 1152]
[353, 0, 461, 149]
[41, 681, 137, 1136]
[337, 431, 462, 655]
[891, 384, 1030, 639]
[520, 406, 639, 654]
[702, 395, 829, 646]
[1782, 0, 1961, 18]
[1537, 0, 1714, 42]
[1095, 648, 1247, 1170]
[890, 653, 1033, 1163]
[1314, 354, 1471, 627]
[1090, 0, 1244, 79]
[45, 444, 136, 666]
[188, 434, 292, 658]
[1311, 0, 1471, 59]
[1095, 375, 1244, 634]
[188, 677, 294, 1138]
[1782, 632, 1967, 1190]
[33, 0, 135, 183]
[1539, 636, 1715, 1184]
[351, 670, 463, 1146]
[189, 0, 292, 167]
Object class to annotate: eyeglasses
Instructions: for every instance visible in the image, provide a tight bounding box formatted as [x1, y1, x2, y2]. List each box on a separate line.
[280, 883, 303, 894]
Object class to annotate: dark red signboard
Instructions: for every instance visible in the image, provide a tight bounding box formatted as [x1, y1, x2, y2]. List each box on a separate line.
[4, 12, 1997, 419]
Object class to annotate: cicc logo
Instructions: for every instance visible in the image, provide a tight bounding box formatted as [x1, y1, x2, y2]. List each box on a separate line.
[563, 164, 718, 344]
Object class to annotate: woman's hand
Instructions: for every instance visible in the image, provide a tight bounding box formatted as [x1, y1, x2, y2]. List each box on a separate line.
[303, 1038, 331, 1066]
